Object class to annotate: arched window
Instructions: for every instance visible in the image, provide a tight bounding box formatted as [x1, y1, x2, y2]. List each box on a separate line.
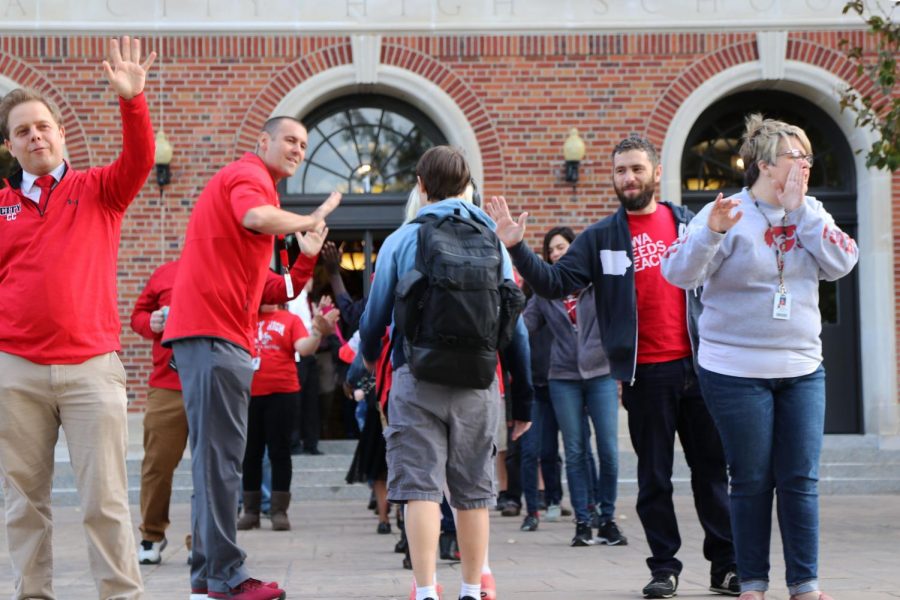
[281, 94, 447, 230]
[280, 94, 449, 300]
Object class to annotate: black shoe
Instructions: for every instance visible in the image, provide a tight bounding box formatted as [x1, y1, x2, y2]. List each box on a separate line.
[402, 556, 412, 569]
[643, 574, 678, 599]
[570, 521, 595, 546]
[394, 534, 408, 554]
[460, 597, 478, 600]
[367, 491, 377, 511]
[597, 520, 628, 546]
[377, 521, 391, 534]
[710, 570, 740, 596]
[303, 447, 324, 455]
[439, 531, 460, 561]
[520, 513, 539, 531]
[500, 500, 521, 517]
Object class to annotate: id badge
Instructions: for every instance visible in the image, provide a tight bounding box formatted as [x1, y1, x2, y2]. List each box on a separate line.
[284, 271, 294, 298]
[251, 356, 261, 371]
[772, 291, 792, 320]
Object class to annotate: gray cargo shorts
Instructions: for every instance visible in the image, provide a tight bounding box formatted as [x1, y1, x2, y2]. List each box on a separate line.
[384, 365, 501, 510]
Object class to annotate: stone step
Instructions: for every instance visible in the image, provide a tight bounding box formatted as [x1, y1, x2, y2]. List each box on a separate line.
[9, 438, 900, 507]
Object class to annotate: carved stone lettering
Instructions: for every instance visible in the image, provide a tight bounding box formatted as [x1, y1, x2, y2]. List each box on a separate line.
[106, 0, 122, 17]
[4, 0, 26, 17]
[437, 0, 460, 16]
[347, 0, 366, 17]
[593, 0, 609, 14]
[493, 0, 514, 16]
[640, 0, 662, 13]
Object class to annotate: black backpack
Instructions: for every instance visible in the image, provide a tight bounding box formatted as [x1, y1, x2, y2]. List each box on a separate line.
[394, 209, 526, 389]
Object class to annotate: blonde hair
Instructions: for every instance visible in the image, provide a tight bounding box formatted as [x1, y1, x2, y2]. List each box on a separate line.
[403, 181, 476, 224]
[739, 113, 812, 187]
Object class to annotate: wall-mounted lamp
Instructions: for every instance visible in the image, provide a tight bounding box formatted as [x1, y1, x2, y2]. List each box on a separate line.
[155, 131, 174, 189]
[563, 128, 586, 184]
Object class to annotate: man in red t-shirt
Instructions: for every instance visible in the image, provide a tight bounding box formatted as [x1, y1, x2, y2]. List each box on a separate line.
[489, 135, 737, 599]
[0, 36, 154, 600]
[162, 115, 339, 600]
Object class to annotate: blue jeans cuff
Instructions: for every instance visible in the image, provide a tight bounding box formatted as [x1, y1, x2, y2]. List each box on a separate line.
[741, 579, 769, 593]
[788, 579, 818, 596]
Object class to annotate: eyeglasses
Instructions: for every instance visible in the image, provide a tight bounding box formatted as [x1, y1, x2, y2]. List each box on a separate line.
[776, 149, 814, 166]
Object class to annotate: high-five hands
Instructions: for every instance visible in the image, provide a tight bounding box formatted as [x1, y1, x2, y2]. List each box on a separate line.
[485, 196, 528, 249]
[299, 223, 329, 257]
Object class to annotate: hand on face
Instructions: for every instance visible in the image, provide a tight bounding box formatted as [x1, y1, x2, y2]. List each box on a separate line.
[774, 160, 806, 212]
[102, 36, 156, 100]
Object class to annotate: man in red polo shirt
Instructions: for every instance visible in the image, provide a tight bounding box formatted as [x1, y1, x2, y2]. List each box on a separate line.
[0, 36, 155, 600]
[163, 115, 339, 600]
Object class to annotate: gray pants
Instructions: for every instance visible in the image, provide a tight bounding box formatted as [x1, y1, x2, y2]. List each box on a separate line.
[173, 338, 253, 594]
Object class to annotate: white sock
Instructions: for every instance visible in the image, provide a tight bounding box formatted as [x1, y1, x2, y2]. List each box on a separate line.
[415, 584, 437, 600]
[459, 581, 481, 599]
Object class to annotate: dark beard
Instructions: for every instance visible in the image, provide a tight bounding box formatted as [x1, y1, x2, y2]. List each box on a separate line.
[614, 183, 654, 212]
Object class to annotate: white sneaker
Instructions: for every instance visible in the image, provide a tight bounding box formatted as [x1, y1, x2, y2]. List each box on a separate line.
[189, 594, 207, 600]
[545, 504, 562, 522]
[138, 538, 167, 564]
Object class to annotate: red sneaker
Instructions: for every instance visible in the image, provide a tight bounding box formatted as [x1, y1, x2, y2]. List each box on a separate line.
[207, 579, 285, 600]
[408, 580, 443, 600]
[480, 572, 497, 600]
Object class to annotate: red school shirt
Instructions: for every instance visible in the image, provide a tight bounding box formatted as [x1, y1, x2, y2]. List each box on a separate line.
[251, 309, 306, 396]
[626, 204, 692, 364]
[130, 260, 181, 391]
[0, 94, 154, 364]
[164, 153, 288, 352]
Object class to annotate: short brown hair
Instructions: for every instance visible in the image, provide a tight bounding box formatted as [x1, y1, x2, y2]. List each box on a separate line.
[415, 146, 470, 202]
[0, 88, 63, 141]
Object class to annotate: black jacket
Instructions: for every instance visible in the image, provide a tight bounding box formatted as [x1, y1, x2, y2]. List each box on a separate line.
[509, 202, 701, 383]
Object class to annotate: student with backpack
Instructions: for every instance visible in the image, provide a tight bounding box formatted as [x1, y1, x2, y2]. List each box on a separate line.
[358, 146, 530, 600]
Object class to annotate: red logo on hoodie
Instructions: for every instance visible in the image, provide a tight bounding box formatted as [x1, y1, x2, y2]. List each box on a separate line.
[764, 225, 799, 253]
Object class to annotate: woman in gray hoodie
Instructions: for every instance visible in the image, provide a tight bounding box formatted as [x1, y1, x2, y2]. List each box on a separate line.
[523, 226, 625, 548]
[661, 114, 858, 600]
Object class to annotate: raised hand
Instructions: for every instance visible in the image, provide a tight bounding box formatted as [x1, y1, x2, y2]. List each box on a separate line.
[299, 223, 328, 257]
[707, 193, 742, 234]
[311, 192, 342, 223]
[485, 195, 528, 248]
[320, 241, 341, 274]
[102, 36, 156, 100]
[774, 161, 805, 212]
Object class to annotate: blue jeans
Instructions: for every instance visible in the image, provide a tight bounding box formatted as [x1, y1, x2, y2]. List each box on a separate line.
[520, 385, 564, 514]
[549, 375, 618, 524]
[698, 365, 826, 595]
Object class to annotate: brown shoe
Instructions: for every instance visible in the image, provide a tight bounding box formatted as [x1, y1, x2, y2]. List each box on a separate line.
[270, 491, 291, 531]
[237, 491, 262, 530]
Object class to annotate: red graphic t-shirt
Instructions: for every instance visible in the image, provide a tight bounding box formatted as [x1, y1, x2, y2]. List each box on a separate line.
[627, 205, 692, 364]
[251, 309, 307, 396]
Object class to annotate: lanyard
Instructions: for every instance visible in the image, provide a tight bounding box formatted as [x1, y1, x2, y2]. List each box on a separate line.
[749, 189, 788, 294]
[276, 235, 294, 298]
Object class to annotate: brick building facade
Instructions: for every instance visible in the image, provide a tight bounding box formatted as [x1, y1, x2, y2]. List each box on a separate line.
[1, 0, 898, 442]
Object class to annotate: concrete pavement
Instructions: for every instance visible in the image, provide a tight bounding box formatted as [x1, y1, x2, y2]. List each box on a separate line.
[0, 494, 897, 599]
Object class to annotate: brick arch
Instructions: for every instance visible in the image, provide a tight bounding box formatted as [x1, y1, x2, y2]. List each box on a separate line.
[379, 42, 505, 189]
[235, 41, 504, 186]
[0, 53, 91, 169]
[234, 41, 354, 156]
[646, 37, 877, 148]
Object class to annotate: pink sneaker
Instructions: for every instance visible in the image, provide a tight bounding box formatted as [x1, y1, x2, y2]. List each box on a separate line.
[408, 580, 443, 600]
[480, 572, 496, 600]
[207, 579, 285, 600]
[790, 594, 833, 600]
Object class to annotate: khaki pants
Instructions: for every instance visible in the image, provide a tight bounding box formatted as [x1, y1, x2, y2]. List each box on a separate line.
[0, 351, 143, 600]
[139, 387, 188, 543]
